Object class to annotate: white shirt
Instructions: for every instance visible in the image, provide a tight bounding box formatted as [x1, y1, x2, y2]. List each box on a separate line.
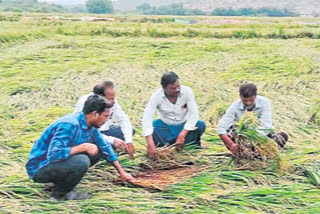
[142, 85, 199, 137]
[217, 95, 274, 136]
[74, 93, 133, 144]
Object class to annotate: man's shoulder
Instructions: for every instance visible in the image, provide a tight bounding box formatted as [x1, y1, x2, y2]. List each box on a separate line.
[256, 95, 271, 104]
[231, 98, 242, 107]
[150, 88, 163, 98]
[78, 93, 93, 102]
[181, 85, 193, 92]
[55, 113, 82, 127]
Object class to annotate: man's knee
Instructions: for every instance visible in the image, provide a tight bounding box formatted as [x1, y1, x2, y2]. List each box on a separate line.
[196, 120, 206, 134]
[152, 119, 165, 127]
[69, 154, 90, 174]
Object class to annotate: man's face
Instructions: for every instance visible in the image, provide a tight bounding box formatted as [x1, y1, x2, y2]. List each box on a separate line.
[164, 80, 181, 97]
[93, 109, 110, 128]
[240, 96, 256, 110]
[104, 88, 116, 106]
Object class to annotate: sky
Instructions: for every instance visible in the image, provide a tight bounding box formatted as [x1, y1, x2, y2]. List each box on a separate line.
[39, 0, 119, 6]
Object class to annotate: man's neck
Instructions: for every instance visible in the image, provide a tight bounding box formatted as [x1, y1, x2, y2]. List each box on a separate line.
[85, 115, 93, 128]
[165, 94, 178, 104]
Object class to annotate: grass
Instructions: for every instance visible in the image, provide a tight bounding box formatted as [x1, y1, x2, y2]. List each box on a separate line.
[0, 13, 320, 213]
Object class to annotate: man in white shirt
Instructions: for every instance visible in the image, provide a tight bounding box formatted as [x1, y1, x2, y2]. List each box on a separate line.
[75, 81, 135, 159]
[142, 72, 206, 159]
[217, 83, 288, 155]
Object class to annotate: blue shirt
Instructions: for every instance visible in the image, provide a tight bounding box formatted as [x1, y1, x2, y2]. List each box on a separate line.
[26, 112, 118, 179]
[217, 95, 274, 136]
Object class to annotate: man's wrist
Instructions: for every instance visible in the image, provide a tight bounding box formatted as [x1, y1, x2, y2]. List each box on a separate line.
[179, 129, 189, 138]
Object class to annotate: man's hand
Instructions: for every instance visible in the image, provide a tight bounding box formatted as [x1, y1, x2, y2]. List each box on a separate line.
[147, 143, 159, 160]
[175, 136, 185, 151]
[120, 172, 136, 183]
[219, 134, 239, 156]
[112, 160, 136, 183]
[175, 129, 188, 151]
[230, 143, 239, 155]
[126, 143, 135, 160]
[114, 139, 128, 152]
[83, 143, 99, 156]
[146, 135, 159, 160]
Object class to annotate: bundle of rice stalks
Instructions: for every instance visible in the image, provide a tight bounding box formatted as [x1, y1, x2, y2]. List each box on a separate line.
[127, 166, 200, 191]
[117, 145, 204, 190]
[137, 145, 198, 171]
[234, 112, 280, 169]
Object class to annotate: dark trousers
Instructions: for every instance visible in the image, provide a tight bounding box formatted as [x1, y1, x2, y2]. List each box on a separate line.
[152, 119, 206, 148]
[100, 125, 135, 142]
[33, 154, 100, 198]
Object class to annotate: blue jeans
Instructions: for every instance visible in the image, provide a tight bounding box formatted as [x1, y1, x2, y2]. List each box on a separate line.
[100, 125, 135, 141]
[152, 119, 206, 148]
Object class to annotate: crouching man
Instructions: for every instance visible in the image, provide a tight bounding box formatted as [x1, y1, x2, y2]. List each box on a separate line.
[74, 81, 136, 159]
[142, 72, 206, 159]
[217, 83, 288, 155]
[26, 95, 135, 200]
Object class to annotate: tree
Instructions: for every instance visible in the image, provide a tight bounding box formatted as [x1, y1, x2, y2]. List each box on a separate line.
[191, 9, 206, 15]
[86, 0, 113, 14]
[136, 3, 151, 12]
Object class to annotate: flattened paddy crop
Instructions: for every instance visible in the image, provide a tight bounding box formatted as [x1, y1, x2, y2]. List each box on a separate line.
[0, 13, 320, 213]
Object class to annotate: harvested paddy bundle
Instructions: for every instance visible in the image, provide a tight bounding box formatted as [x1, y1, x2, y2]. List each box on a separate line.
[120, 146, 203, 190]
[138, 145, 198, 171]
[234, 112, 280, 169]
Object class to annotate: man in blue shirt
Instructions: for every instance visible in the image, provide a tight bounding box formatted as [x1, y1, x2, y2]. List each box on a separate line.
[26, 95, 135, 200]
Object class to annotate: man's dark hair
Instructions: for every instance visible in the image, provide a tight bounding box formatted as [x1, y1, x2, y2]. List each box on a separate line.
[239, 83, 257, 98]
[83, 94, 112, 115]
[93, 81, 114, 96]
[161, 72, 179, 88]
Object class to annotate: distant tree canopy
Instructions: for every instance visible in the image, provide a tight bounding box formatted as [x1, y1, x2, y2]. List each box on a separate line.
[211, 7, 299, 17]
[136, 3, 299, 17]
[136, 3, 205, 16]
[136, 2, 151, 12]
[0, 0, 68, 13]
[86, 0, 113, 14]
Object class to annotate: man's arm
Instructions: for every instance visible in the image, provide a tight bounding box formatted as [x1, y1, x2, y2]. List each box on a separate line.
[112, 160, 135, 182]
[113, 101, 134, 144]
[113, 101, 135, 159]
[47, 123, 76, 162]
[257, 98, 274, 135]
[183, 87, 199, 132]
[217, 103, 238, 154]
[92, 129, 118, 163]
[70, 143, 99, 156]
[219, 134, 238, 155]
[142, 92, 159, 158]
[146, 135, 159, 159]
[93, 129, 135, 182]
[176, 87, 199, 150]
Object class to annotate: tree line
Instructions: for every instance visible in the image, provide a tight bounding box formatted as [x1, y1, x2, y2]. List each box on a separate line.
[136, 3, 299, 17]
[0, 0, 300, 16]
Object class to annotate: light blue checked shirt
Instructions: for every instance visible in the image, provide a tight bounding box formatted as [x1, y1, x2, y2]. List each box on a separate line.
[26, 112, 118, 179]
[217, 95, 274, 136]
